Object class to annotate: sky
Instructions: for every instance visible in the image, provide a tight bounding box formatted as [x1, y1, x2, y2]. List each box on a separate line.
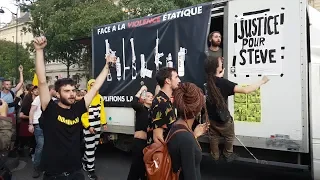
[0, 0, 22, 24]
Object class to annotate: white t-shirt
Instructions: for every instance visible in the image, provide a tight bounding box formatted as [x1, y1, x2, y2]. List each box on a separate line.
[31, 96, 42, 124]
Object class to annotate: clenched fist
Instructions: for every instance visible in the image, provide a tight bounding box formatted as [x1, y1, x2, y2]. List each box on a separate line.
[33, 36, 47, 50]
[18, 65, 23, 72]
[105, 54, 117, 66]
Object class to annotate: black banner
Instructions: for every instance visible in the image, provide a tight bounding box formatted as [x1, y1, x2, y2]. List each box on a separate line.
[92, 2, 212, 107]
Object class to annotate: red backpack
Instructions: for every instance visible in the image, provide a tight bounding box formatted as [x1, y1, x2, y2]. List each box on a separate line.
[143, 129, 187, 180]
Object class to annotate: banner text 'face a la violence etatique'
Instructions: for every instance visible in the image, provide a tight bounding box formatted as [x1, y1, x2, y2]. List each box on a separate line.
[93, 3, 212, 107]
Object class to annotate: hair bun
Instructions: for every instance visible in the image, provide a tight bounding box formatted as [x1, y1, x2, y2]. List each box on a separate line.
[173, 82, 205, 120]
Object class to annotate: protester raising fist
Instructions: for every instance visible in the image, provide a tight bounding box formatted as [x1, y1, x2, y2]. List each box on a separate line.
[32, 35, 117, 180]
[33, 36, 47, 50]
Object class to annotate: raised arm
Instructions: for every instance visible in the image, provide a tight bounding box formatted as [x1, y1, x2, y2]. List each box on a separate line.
[234, 76, 269, 94]
[100, 96, 107, 125]
[132, 86, 147, 111]
[84, 55, 116, 109]
[33, 36, 50, 111]
[14, 65, 24, 92]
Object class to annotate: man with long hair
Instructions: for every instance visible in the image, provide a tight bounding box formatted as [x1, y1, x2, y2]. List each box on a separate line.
[204, 56, 269, 162]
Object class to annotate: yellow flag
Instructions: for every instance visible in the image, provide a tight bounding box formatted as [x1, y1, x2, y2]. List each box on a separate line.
[32, 73, 39, 86]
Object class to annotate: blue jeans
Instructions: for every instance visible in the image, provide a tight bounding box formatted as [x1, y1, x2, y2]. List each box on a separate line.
[34, 124, 44, 168]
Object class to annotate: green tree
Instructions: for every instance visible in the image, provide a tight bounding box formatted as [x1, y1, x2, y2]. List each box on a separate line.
[0, 40, 34, 81]
[69, 0, 126, 79]
[21, 0, 211, 79]
[119, 0, 212, 18]
[21, 0, 125, 78]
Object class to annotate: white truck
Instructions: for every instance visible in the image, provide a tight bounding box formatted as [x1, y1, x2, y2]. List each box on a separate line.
[92, 0, 320, 179]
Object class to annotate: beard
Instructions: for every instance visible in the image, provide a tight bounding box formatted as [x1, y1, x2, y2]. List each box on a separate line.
[60, 96, 75, 106]
[211, 40, 221, 47]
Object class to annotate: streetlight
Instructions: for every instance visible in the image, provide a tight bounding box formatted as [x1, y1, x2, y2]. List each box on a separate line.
[0, 6, 19, 82]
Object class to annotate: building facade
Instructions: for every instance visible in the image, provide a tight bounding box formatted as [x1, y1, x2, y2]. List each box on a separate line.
[0, 11, 87, 89]
[0, 12, 33, 49]
[309, 0, 320, 10]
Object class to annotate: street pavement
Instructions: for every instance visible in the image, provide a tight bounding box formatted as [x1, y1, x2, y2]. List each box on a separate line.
[11, 144, 312, 180]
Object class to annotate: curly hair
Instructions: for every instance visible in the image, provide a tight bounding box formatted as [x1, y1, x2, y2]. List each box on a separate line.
[173, 82, 208, 123]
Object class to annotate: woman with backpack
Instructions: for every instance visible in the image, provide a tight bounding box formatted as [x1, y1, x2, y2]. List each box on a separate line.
[166, 82, 209, 180]
[127, 85, 154, 180]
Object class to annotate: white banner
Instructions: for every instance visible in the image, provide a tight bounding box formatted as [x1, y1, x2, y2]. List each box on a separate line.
[232, 11, 285, 76]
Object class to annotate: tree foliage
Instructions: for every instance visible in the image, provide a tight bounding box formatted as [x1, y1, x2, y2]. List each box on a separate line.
[119, 0, 212, 18]
[21, 0, 126, 77]
[20, 0, 211, 78]
[0, 40, 34, 81]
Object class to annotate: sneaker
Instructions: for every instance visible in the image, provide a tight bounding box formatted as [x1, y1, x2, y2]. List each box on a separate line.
[88, 172, 98, 180]
[32, 168, 41, 178]
[210, 152, 220, 163]
[31, 154, 35, 162]
[223, 153, 239, 163]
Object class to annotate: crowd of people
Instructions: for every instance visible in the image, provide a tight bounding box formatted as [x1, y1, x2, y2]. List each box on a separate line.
[0, 31, 270, 180]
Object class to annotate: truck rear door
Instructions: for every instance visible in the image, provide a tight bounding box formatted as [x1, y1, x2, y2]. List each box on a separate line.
[225, 0, 309, 153]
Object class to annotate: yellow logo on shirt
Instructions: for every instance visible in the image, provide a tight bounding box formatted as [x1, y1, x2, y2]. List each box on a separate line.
[57, 115, 79, 125]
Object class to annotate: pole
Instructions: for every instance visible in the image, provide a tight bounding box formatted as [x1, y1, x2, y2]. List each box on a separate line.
[15, 3, 18, 83]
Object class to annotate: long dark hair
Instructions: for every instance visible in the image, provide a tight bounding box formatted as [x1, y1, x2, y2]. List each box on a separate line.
[204, 56, 226, 110]
[20, 93, 33, 116]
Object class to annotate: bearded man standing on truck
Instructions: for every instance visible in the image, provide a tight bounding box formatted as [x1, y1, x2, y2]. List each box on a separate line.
[207, 31, 223, 59]
[33, 36, 116, 180]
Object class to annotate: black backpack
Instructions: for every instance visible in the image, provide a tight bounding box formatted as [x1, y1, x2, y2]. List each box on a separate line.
[0, 91, 16, 108]
[0, 91, 15, 99]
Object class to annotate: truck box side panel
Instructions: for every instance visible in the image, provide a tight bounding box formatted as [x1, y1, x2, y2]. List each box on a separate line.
[226, 0, 308, 152]
[308, 5, 320, 179]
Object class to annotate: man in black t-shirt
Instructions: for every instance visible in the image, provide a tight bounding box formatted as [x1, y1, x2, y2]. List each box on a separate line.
[33, 36, 116, 180]
[204, 56, 269, 163]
